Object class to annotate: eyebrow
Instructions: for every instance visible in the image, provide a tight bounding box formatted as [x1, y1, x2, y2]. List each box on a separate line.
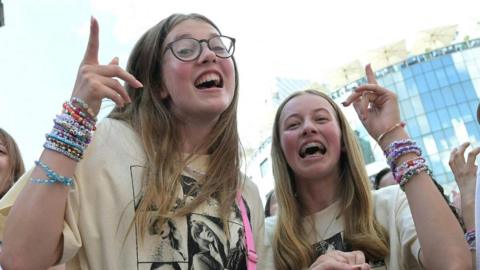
[171, 32, 220, 41]
[283, 108, 330, 121]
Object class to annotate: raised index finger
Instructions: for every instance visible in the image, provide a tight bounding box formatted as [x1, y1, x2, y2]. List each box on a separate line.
[82, 16, 99, 65]
[365, 64, 378, 85]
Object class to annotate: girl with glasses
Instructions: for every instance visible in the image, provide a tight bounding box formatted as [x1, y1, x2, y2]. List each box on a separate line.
[262, 65, 471, 269]
[0, 14, 263, 270]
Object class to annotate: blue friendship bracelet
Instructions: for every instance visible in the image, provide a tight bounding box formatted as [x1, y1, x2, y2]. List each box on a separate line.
[34, 160, 74, 187]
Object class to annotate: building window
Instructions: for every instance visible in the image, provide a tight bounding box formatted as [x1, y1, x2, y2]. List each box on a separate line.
[260, 158, 270, 178]
[354, 130, 375, 164]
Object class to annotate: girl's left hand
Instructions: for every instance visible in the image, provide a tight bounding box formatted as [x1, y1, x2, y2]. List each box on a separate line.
[342, 64, 401, 141]
[449, 142, 480, 204]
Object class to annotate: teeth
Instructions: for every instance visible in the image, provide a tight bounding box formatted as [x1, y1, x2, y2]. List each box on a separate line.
[195, 73, 220, 87]
[299, 142, 326, 158]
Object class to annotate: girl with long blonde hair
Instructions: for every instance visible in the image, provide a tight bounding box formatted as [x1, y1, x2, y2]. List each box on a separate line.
[0, 13, 263, 269]
[262, 65, 470, 269]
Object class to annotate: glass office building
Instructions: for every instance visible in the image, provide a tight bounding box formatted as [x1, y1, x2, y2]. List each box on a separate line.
[331, 38, 480, 186]
[247, 38, 480, 196]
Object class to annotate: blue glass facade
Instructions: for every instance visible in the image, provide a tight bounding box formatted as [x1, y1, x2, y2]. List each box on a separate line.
[248, 39, 480, 198]
[332, 40, 480, 185]
[273, 77, 312, 106]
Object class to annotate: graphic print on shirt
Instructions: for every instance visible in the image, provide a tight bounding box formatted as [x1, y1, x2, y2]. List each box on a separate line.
[312, 232, 386, 270]
[130, 166, 248, 270]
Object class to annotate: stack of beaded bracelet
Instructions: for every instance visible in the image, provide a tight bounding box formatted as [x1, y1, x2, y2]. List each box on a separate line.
[384, 139, 431, 190]
[33, 97, 95, 187]
[465, 229, 476, 250]
[43, 98, 96, 162]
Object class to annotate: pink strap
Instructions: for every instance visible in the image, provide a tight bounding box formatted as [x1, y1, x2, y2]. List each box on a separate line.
[236, 192, 257, 270]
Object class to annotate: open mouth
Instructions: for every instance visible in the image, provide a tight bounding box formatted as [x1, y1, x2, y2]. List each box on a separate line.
[194, 72, 223, 89]
[299, 142, 326, 158]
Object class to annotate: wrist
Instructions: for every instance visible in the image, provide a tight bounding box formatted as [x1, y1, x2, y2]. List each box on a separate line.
[379, 128, 410, 151]
[460, 196, 475, 207]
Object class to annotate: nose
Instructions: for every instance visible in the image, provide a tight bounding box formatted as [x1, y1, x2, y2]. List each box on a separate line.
[302, 119, 318, 136]
[197, 42, 217, 64]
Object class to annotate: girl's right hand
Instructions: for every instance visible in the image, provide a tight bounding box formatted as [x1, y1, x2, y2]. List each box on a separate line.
[308, 250, 371, 270]
[71, 17, 143, 117]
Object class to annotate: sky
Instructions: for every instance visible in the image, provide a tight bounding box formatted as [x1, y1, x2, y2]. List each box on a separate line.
[1, 0, 479, 188]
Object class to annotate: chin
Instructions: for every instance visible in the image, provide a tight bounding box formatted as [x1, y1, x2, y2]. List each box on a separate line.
[207, 100, 233, 113]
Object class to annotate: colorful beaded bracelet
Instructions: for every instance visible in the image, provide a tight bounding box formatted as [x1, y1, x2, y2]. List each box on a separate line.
[53, 119, 91, 142]
[395, 161, 427, 184]
[50, 128, 87, 147]
[33, 160, 74, 187]
[398, 166, 432, 190]
[71, 96, 96, 121]
[64, 101, 96, 126]
[46, 133, 85, 152]
[387, 145, 422, 167]
[45, 137, 83, 157]
[384, 139, 416, 155]
[465, 229, 476, 250]
[44, 141, 82, 161]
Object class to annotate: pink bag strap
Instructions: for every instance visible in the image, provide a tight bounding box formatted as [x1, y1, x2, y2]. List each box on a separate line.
[236, 192, 257, 270]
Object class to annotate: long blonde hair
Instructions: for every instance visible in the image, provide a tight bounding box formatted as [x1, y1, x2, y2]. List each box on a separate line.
[109, 13, 241, 239]
[271, 90, 388, 269]
[0, 128, 25, 198]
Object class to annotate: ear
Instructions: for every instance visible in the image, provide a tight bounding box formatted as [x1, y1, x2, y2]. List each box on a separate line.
[158, 87, 169, 99]
[159, 90, 169, 99]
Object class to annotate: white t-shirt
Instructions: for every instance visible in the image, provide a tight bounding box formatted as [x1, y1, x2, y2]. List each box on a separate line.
[262, 185, 422, 270]
[0, 119, 265, 270]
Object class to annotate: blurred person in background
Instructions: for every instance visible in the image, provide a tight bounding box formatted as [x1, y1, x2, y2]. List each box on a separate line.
[0, 128, 25, 199]
[449, 141, 480, 268]
[373, 167, 396, 190]
[265, 190, 278, 217]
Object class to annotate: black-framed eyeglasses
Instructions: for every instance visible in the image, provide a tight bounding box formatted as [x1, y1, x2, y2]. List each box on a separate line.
[164, 35, 236, 62]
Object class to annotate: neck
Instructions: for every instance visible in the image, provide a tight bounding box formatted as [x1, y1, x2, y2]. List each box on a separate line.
[295, 173, 340, 215]
[179, 118, 216, 154]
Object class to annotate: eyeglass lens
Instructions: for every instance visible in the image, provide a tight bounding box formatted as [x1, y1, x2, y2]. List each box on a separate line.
[170, 36, 234, 61]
